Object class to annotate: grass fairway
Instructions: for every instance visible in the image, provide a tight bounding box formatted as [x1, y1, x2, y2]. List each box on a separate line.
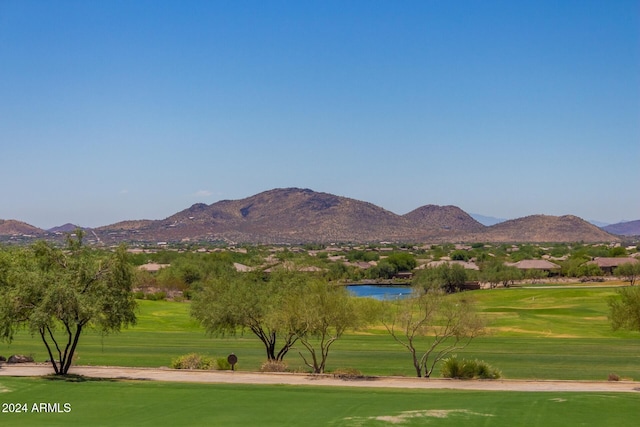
[1, 287, 639, 380]
[0, 377, 638, 426]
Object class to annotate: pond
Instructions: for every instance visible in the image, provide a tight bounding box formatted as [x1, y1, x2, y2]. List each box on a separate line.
[346, 285, 413, 301]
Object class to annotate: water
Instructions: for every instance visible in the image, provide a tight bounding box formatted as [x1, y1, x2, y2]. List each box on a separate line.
[347, 285, 413, 301]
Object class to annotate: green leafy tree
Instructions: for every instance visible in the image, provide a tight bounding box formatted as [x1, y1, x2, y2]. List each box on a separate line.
[609, 286, 640, 332]
[0, 233, 136, 375]
[367, 260, 398, 280]
[383, 288, 484, 378]
[614, 262, 640, 286]
[386, 252, 417, 272]
[191, 270, 305, 361]
[576, 263, 603, 279]
[481, 262, 522, 288]
[414, 264, 467, 293]
[609, 247, 628, 257]
[450, 250, 470, 261]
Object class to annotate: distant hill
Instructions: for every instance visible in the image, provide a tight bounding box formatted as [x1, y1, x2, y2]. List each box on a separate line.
[0, 219, 45, 236]
[98, 188, 414, 243]
[602, 220, 640, 236]
[2, 188, 622, 244]
[463, 215, 616, 243]
[48, 223, 82, 233]
[404, 205, 485, 234]
[588, 219, 610, 228]
[93, 188, 619, 244]
[470, 213, 507, 226]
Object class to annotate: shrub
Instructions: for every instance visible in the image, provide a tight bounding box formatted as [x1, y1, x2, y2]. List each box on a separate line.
[441, 357, 501, 380]
[171, 353, 215, 370]
[459, 359, 478, 379]
[215, 358, 232, 371]
[475, 360, 501, 379]
[146, 291, 167, 301]
[608, 373, 620, 382]
[133, 291, 145, 300]
[260, 360, 288, 372]
[441, 356, 463, 378]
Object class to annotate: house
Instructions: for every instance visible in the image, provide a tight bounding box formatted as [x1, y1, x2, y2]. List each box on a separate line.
[421, 260, 480, 271]
[506, 260, 561, 275]
[586, 257, 639, 275]
[138, 263, 170, 272]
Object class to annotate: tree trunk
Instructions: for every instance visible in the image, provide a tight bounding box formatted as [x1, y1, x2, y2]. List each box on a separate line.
[39, 328, 60, 375]
[61, 324, 83, 375]
[411, 351, 422, 378]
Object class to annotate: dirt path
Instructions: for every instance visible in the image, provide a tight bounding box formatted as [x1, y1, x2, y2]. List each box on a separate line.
[1, 364, 639, 393]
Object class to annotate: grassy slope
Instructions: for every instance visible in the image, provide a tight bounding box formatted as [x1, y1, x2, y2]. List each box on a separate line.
[1, 287, 639, 426]
[1, 287, 639, 380]
[0, 377, 638, 427]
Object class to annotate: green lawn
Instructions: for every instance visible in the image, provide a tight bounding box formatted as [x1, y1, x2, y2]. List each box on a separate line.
[1, 287, 638, 380]
[1, 287, 639, 426]
[0, 377, 638, 427]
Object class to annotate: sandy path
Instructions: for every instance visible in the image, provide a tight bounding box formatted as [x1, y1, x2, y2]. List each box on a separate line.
[1, 364, 639, 393]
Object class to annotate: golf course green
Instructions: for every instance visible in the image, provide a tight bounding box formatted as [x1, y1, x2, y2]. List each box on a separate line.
[1, 286, 638, 425]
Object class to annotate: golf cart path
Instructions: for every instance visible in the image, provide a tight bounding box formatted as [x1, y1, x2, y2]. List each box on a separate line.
[2, 364, 639, 393]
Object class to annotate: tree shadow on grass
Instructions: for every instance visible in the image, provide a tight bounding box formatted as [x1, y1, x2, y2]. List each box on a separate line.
[42, 374, 120, 383]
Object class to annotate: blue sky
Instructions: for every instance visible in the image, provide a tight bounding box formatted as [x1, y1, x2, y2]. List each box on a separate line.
[1, 0, 638, 229]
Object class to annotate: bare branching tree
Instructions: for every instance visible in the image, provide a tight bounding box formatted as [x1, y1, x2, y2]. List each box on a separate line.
[383, 288, 484, 378]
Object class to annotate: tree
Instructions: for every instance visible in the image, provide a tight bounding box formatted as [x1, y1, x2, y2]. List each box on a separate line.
[0, 233, 137, 375]
[367, 260, 397, 280]
[481, 262, 522, 288]
[191, 269, 305, 361]
[614, 262, 640, 286]
[413, 264, 467, 293]
[382, 287, 484, 378]
[291, 280, 377, 373]
[609, 286, 640, 332]
[386, 253, 417, 272]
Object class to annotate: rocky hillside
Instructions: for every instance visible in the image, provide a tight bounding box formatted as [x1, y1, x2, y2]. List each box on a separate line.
[463, 215, 617, 243]
[403, 205, 486, 235]
[602, 220, 640, 236]
[0, 219, 44, 237]
[98, 188, 416, 243]
[2, 188, 622, 244]
[93, 189, 618, 244]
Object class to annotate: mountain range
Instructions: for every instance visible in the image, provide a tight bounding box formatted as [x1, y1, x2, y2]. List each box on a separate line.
[0, 188, 635, 244]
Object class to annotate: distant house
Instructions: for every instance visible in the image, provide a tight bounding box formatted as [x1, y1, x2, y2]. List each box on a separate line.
[393, 271, 413, 279]
[344, 261, 375, 270]
[421, 260, 480, 271]
[138, 263, 170, 272]
[586, 257, 639, 275]
[506, 260, 561, 275]
[263, 263, 325, 273]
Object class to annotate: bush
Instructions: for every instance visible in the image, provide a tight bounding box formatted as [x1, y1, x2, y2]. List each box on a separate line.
[608, 373, 620, 381]
[475, 360, 501, 379]
[171, 353, 215, 370]
[260, 360, 288, 372]
[441, 357, 501, 380]
[215, 358, 232, 370]
[441, 356, 463, 378]
[146, 291, 167, 301]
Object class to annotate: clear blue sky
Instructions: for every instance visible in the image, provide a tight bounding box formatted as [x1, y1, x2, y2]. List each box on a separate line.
[1, 0, 638, 229]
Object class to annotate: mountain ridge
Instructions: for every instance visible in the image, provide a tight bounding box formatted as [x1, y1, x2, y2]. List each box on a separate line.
[602, 220, 640, 237]
[1, 188, 624, 244]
